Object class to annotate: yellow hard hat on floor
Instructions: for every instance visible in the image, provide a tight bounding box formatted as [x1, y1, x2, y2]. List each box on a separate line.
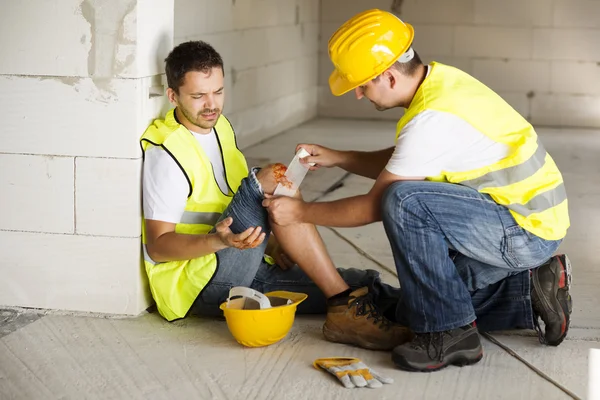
[328, 9, 415, 96]
[220, 288, 308, 348]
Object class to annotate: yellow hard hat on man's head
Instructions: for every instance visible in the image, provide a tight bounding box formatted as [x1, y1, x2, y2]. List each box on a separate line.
[328, 9, 415, 96]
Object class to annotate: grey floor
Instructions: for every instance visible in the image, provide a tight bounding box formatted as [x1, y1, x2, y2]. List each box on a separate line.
[1, 118, 598, 400]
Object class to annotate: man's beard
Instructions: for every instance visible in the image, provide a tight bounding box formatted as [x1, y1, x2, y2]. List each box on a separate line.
[181, 106, 221, 130]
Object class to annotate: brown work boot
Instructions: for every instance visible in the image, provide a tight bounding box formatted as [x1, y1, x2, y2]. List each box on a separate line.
[323, 287, 413, 351]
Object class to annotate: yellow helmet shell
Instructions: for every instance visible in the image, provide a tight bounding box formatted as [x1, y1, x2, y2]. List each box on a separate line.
[219, 291, 308, 348]
[328, 9, 414, 96]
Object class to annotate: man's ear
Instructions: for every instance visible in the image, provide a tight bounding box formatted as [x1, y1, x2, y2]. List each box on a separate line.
[386, 69, 397, 90]
[166, 87, 178, 106]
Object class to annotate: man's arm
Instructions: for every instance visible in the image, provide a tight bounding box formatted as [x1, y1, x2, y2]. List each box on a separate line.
[264, 170, 424, 228]
[336, 147, 395, 179]
[145, 218, 266, 263]
[297, 144, 394, 180]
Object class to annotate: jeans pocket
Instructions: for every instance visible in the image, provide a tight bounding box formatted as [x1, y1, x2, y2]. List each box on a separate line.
[502, 225, 557, 270]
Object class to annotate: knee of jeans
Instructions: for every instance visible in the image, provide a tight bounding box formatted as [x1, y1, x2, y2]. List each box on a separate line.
[382, 181, 416, 220]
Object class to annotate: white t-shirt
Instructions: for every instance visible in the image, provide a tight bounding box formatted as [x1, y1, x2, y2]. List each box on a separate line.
[142, 129, 229, 223]
[385, 66, 510, 178]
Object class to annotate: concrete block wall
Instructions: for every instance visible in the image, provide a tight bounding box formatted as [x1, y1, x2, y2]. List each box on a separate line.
[319, 0, 600, 128]
[174, 0, 320, 149]
[0, 0, 173, 315]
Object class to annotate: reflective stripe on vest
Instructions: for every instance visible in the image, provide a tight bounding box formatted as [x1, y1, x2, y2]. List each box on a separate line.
[457, 138, 566, 217]
[180, 211, 221, 226]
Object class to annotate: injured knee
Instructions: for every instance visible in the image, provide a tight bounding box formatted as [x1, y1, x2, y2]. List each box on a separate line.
[256, 163, 293, 194]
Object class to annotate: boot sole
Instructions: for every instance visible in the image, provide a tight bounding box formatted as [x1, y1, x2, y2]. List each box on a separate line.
[533, 255, 572, 346]
[392, 346, 483, 372]
[322, 324, 393, 351]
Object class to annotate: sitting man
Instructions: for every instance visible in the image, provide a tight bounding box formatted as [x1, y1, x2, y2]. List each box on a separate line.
[139, 40, 411, 351]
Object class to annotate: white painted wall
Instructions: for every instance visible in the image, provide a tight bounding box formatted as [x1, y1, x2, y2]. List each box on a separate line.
[319, 0, 600, 128]
[0, 0, 174, 315]
[174, 0, 320, 149]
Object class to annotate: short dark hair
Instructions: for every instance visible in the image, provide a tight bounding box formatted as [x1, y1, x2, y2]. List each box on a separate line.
[165, 40, 224, 93]
[390, 48, 423, 77]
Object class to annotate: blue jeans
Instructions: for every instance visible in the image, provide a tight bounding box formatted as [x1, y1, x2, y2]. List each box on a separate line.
[381, 181, 562, 333]
[190, 169, 398, 316]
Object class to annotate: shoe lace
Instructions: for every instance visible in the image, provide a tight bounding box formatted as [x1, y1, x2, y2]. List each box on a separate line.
[350, 294, 393, 330]
[411, 332, 446, 361]
[531, 296, 548, 345]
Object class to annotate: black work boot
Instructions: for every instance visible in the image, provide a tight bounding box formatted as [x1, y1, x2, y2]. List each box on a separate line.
[531, 254, 573, 346]
[392, 323, 483, 372]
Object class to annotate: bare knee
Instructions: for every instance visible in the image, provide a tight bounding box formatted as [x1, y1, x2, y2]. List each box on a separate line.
[255, 163, 295, 195]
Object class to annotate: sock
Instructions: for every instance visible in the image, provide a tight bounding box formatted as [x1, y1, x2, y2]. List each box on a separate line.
[327, 288, 352, 303]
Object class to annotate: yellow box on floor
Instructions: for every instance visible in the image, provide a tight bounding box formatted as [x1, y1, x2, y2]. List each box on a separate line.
[220, 291, 308, 347]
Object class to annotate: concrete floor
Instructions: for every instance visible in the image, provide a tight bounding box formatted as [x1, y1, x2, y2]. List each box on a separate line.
[1, 118, 599, 400]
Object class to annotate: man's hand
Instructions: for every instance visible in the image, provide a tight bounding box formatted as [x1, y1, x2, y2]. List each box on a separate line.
[214, 217, 266, 249]
[296, 144, 343, 171]
[266, 235, 295, 270]
[262, 194, 305, 226]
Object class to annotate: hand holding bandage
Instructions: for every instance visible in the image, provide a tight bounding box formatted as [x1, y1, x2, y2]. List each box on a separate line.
[313, 357, 393, 389]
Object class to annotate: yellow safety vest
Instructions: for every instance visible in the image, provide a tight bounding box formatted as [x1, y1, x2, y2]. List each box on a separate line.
[140, 109, 248, 321]
[396, 62, 569, 241]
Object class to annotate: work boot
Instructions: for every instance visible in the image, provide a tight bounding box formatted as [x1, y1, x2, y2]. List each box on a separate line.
[531, 254, 573, 346]
[392, 323, 483, 372]
[323, 287, 413, 351]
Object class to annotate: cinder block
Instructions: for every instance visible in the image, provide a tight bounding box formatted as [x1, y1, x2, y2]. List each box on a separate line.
[319, 52, 334, 87]
[233, 29, 269, 70]
[76, 158, 142, 237]
[0, 231, 148, 315]
[232, 88, 318, 149]
[0, 154, 74, 234]
[318, 86, 402, 121]
[531, 93, 600, 128]
[472, 60, 551, 93]
[1, 0, 172, 79]
[0, 0, 91, 76]
[263, 60, 297, 102]
[400, 0, 475, 24]
[496, 92, 531, 120]
[554, 0, 600, 28]
[534, 29, 600, 61]
[268, 25, 305, 64]
[0, 76, 142, 158]
[320, 0, 390, 23]
[231, 67, 260, 113]
[412, 25, 454, 56]
[474, 0, 553, 27]
[203, 0, 234, 33]
[134, 0, 174, 78]
[294, 55, 319, 92]
[551, 62, 600, 95]
[454, 27, 532, 58]
[233, 0, 296, 30]
[174, 0, 208, 39]
[300, 0, 320, 23]
[299, 22, 320, 56]
[233, 0, 276, 30]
